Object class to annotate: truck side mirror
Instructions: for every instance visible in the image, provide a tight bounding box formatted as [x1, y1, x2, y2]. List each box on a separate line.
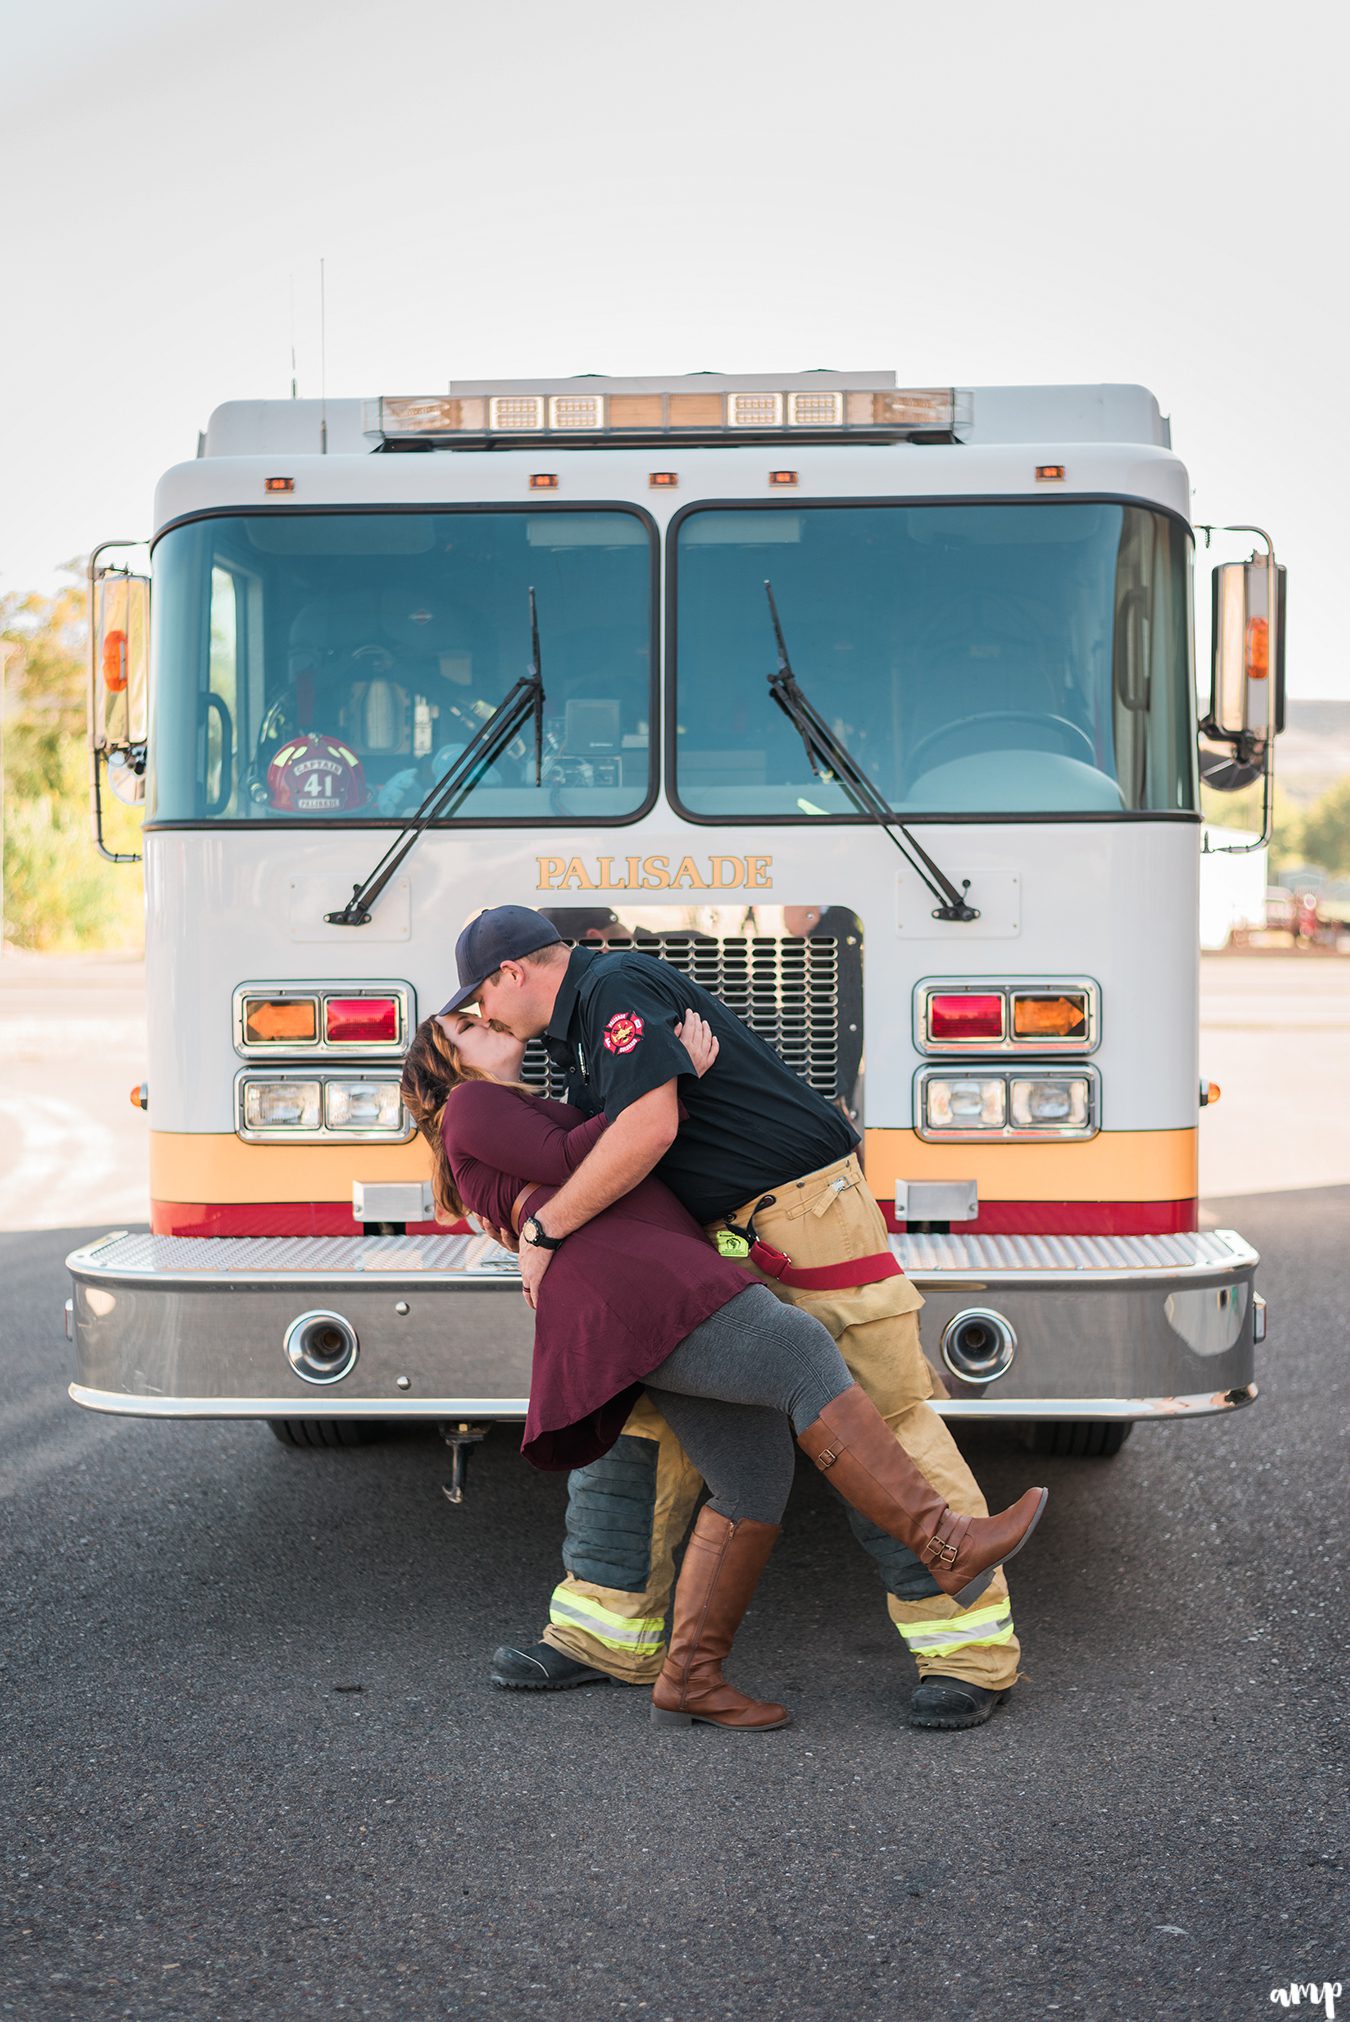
[1207, 557, 1286, 745]
[91, 566, 151, 753]
[88, 544, 149, 858]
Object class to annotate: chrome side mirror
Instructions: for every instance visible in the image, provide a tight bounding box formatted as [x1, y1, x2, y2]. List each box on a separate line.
[104, 747, 147, 807]
[1195, 529, 1283, 844]
[91, 562, 150, 751]
[1206, 556, 1286, 745]
[88, 542, 149, 863]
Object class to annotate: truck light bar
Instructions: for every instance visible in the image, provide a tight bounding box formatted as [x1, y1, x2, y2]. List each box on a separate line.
[368, 387, 964, 447]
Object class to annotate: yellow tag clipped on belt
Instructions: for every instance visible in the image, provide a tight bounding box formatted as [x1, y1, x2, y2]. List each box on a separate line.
[715, 1229, 751, 1259]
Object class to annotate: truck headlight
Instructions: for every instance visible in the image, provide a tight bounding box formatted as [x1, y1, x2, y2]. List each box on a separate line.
[923, 1076, 1007, 1131]
[915, 1065, 1098, 1141]
[323, 1080, 404, 1131]
[1010, 1076, 1091, 1129]
[242, 1079, 321, 1130]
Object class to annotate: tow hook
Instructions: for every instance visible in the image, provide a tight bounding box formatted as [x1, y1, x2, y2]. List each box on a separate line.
[438, 1421, 489, 1505]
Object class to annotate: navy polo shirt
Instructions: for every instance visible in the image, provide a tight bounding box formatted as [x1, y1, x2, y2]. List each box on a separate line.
[542, 945, 858, 1224]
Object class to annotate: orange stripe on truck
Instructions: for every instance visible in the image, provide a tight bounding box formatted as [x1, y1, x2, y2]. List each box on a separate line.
[152, 1126, 1196, 1210]
[864, 1128, 1197, 1204]
[150, 1131, 429, 1204]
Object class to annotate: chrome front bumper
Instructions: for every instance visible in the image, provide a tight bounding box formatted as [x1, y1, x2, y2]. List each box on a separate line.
[66, 1227, 1261, 1424]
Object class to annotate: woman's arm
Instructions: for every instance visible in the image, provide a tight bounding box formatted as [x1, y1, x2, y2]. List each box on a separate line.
[446, 1083, 610, 1186]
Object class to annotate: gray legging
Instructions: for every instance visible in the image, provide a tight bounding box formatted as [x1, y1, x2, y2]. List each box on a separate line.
[643, 1282, 854, 1526]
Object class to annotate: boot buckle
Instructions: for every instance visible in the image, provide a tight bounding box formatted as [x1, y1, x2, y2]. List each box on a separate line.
[814, 1445, 839, 1471]
[924, 1536, 960, 1568]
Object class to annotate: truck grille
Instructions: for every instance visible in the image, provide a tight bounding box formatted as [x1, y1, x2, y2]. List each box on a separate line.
[522, 931, 860, 1110]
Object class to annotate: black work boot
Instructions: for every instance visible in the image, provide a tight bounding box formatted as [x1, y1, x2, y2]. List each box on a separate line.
[490, 1641, 612, 1691]
[908, 1676, 1012, 1730]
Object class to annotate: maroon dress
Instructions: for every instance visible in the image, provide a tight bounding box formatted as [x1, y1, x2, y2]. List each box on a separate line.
[441, 1081, 753, 1470]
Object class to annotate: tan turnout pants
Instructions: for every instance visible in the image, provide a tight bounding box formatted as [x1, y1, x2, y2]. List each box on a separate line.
[541, 1151, 1022, 1692]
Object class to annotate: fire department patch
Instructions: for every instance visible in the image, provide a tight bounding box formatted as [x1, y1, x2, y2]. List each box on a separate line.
[603, 1011, 644, 1055]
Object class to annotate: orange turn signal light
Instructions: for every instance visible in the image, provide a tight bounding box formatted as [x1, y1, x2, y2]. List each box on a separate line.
[129, 1083, 148, 1111]
[243, 997, 319, 1045]
[648, 471, 679, 488]
[1012, 992, 1088, 1038]
[1035, 464, 1066, 483]
[768, 470, 798, 487]
[101, 629, 129, 693]
[265, 476, 295, 493]
[1245, 616, 1270, 679]
[529, 473, 559, 490]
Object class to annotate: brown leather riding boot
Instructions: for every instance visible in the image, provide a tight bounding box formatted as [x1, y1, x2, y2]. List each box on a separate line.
[651, 1508, 790, 1731]
[797, 1384, 1048, 1606]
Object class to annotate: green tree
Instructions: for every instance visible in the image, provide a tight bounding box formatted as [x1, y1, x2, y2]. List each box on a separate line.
[1297, 778, 1350, 878]
[1200, 779, 1301, 866]
[1, 568, 144, 950]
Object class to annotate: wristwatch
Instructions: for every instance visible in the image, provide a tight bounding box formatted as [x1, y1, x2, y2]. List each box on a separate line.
[522, 1214, 565, 1252]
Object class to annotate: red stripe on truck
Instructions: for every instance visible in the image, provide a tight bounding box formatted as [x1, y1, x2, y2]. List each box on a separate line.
[885, 1199, 1199, 1236]
[153, 1197, 1197, 1240]
[151, 1200, 465, 1238]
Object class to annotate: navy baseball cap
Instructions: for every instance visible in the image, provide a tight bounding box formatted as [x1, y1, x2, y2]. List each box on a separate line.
[438, 906, 563, 1016]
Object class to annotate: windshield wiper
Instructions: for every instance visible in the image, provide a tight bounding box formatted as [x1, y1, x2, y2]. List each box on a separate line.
[763, 580, 978, 923]
[325, 587, 547, 927]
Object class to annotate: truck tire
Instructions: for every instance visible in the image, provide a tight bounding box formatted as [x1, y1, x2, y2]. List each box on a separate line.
[267, 1419, 387, 1449]
[1022, 1420, 1134, 1459]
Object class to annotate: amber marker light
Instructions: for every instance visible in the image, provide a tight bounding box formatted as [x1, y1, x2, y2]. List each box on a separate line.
[243, 997, 319, 1046]
[1012, 991, 1089, 1039]
[768, 470, 799, 488]
[265, 476, 296, 493]
[529, 473, 559, 490]
[101, 630, 128, 693]
[1035, 465, 1066, 482]
[649, 472, 679, 488]
[1245, 616, 1270, 679]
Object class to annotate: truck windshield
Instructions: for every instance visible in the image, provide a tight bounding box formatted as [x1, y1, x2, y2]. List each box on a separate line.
[148, 509, 654, 824]
[671, 500, 1195, 819]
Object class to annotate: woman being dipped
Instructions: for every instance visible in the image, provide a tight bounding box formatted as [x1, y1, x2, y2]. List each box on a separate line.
[400, 1011, 1047, 1733]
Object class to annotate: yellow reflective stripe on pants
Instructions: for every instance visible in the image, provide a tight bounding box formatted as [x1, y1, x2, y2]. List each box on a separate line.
[896, 1598, 1016, 1655]
[548, 1585, 667, 1656]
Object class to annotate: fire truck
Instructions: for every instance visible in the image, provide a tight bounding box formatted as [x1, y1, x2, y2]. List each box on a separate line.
[68, 372, 1280, 1477]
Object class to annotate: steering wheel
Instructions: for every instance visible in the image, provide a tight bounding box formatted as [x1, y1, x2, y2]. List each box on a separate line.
[904, 709, 1098, 779]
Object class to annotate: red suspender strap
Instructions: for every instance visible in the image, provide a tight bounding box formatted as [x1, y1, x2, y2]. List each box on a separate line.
[748, 1240, 903, 1291]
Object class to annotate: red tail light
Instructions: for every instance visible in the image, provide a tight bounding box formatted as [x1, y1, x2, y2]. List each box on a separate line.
[928, 994, 1004, 1042]
[325, 996, 399, 1046]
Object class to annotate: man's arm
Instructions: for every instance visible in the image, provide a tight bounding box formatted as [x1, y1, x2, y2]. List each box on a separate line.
[535, 1080, 679, 1238]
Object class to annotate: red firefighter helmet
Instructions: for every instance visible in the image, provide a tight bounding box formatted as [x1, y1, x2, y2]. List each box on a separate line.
[266, 733, 368, 814]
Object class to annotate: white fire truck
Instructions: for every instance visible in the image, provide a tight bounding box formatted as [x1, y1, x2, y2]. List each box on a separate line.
[69, 372, 1280, 1474]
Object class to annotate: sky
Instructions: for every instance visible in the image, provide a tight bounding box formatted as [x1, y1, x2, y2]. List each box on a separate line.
[4, 0, 1348, 697]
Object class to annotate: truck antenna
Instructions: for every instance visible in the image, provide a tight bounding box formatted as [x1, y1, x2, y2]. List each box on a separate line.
[289, 274, 297, 400]
[319, 258, 328, 453]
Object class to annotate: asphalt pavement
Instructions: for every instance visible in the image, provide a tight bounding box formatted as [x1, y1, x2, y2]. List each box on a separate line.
[2, 1189, 1346, 2021]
